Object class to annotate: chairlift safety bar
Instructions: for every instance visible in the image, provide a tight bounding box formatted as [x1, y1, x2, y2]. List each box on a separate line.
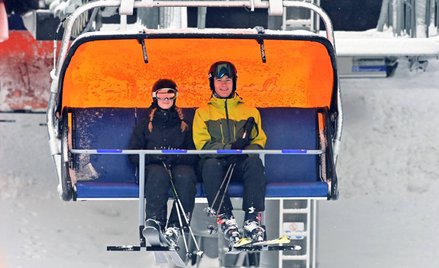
[70, 149, 323, 155]
[70, 148, 324, 226]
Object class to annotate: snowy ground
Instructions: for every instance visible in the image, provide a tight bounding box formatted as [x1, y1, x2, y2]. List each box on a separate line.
[1, 58, 439, 268]
[319, 58, 439, 268]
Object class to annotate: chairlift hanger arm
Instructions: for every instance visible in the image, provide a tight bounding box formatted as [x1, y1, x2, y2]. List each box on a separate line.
[255, 26, 266, 63]
[137, 37, 148, 63]
[55, 0, 335, 77]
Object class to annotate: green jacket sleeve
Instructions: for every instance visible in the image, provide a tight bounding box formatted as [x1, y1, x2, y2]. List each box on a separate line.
[246, 109, 266, 149]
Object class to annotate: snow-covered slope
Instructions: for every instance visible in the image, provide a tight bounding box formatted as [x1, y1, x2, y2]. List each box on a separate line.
[318, 59, 439, 268]
[1, 58, 438, 268]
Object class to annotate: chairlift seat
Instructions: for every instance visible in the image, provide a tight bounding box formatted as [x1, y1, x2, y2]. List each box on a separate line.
[71, 107, 328, 200]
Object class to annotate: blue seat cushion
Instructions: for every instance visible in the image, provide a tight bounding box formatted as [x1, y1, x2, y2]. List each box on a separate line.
[227, 182, 328, 198]
[76, 181, 139, 199]
[76, 181, 205, 199]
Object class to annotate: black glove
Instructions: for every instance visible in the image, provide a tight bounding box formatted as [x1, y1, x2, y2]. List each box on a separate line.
[231, 138, 249, 150]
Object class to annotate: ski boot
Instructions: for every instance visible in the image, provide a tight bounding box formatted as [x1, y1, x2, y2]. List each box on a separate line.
[218, 215, 241, 244]
[243, 220, 265, 243]
[143, 218, 167, 246]
[164, 226, 180, 249]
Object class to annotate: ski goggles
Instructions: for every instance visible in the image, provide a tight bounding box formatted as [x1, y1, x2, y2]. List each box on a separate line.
[152, 88, 178, 100]
[210, 63, 235, 78]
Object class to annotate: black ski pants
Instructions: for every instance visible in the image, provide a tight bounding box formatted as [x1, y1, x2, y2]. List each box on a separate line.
[200, 156, 266, 221]
[145, 164, 197, 229]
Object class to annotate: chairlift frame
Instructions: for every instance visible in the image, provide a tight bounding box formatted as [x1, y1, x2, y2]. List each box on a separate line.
[46, 1, 343, 266]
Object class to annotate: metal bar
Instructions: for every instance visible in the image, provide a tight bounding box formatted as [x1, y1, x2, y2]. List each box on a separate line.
[138, 154, 146, 227]
[55, 0, 335, 76]
[410, 0, 416, 37]
[282, 1, 334, 46]
[311, 200, 317, 268]
[436, 0, 439, 27]
[70, 149, 323, 155]
[278, 199, 284, 268]
[306, 199, 310, 268]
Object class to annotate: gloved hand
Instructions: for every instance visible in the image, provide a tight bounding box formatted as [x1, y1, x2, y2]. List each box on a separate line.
[231, 137, 249, 150]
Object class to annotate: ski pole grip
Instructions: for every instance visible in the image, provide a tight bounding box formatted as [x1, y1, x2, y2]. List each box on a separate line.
[242, 117, 256, 140]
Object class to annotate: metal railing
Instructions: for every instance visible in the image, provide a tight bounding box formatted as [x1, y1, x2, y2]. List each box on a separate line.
[377, 0, 438, 37]
[70, 148, 324, 226]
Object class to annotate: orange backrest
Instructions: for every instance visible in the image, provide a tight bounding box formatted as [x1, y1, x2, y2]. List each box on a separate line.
[61, 36, 336, 109]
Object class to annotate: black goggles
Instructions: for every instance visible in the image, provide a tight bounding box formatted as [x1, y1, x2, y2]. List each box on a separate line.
[211, 63, 234, 78]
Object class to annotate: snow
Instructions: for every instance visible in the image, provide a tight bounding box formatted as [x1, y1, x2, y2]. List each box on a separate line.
[1, 56, 439, 267]
[334, 29, 439, 56]
[318, 58, 439, 268]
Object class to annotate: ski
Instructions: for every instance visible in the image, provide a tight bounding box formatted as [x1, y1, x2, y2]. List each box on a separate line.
[140, 220, 187, 267]
[227, 235, 302, 253]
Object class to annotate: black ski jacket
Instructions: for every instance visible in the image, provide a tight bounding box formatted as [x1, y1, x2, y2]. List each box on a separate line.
[128, 107, 198, 167]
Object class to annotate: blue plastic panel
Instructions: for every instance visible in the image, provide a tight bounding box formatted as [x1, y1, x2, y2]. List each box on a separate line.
[260, 108, 319, 183]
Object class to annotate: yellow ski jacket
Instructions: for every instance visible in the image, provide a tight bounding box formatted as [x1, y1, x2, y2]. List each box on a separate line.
[193, 94, 266, 156]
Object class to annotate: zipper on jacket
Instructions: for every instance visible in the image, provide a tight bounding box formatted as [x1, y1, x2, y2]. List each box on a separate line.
[219, 121, 225, 144]
[225, 99, 232, 142]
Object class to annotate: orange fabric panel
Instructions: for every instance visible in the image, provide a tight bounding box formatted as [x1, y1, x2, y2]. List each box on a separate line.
[62, 38, 334, 108]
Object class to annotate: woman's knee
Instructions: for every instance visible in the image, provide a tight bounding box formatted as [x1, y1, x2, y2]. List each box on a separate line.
[172, 164, 196, 178]
[146, 164, 169, 184]
[147, 164, 168, 175]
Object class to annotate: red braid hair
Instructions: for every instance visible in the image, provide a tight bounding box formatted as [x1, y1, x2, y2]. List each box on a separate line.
[147, 108, 157, 132]
[175, 107, 189, 132]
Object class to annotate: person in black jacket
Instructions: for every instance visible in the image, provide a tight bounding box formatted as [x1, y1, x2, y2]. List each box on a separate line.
[129, 79, 197, 247]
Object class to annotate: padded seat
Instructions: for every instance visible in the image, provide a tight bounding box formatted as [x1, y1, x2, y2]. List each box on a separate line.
[222, 108, 326, 198]
[76, 181, 205, 199]
[71, 107, 328, 200]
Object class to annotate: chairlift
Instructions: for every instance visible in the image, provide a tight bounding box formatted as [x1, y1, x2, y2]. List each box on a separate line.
[46, 1, 342, 267]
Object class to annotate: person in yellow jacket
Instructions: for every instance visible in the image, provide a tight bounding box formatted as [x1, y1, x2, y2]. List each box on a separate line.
[193, 61, 267, 244]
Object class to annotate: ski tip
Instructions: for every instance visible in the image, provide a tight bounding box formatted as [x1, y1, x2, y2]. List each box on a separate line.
[276, 235, 291, 244]
[233, 237, 252, 248]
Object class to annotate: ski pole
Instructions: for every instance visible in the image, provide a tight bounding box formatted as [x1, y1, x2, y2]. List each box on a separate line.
[208, 163, 235, 217]
[162, 162, 203, 257]
[162, 162, 191, 253]
[173, 196, 190, 254]
[215, 163, 236, 217]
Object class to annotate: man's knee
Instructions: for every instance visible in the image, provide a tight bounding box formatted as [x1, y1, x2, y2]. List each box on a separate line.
[201, 158, 223, 172]
[244, 157, 264, 170]
[200, 158, 225, 183]
[203, 158, 222, 167]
